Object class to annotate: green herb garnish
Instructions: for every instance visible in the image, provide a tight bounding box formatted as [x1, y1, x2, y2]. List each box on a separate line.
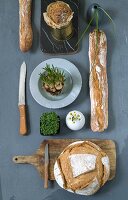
[40, 112, 60, 136]
[40, 64, 65, 86]
[69, 112, 81, 123]
[40, 64, 65, 96]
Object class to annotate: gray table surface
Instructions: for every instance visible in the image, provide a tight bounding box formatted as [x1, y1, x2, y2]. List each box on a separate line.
[0, 0, 128, 199]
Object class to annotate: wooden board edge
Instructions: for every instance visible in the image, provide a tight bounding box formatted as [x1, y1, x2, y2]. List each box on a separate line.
[41, 139, 116, 181]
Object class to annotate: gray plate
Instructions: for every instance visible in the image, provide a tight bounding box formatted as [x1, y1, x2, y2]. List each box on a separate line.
[29, 58, 82, 109]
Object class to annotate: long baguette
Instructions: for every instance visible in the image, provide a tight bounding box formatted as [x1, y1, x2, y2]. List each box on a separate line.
[19, 0, 33, 52]
[89, 29, 108, 132]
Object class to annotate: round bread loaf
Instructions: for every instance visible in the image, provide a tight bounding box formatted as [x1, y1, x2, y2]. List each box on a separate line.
[54, 141, 110, 195]
[47, 1, 72, 24]
[43, 1, 74, 29]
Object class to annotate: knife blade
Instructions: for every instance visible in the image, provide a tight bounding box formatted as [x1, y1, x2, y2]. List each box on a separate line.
[44, 143, 49, 188]
[18, 61, 27, 135]
[19, 61, 26, 105]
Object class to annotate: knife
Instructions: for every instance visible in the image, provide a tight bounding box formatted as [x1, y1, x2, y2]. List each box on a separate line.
[44, 143, 49, 189]
[18, 61, 27, 135]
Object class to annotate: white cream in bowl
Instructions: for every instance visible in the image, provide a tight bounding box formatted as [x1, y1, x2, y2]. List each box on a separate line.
[66, 110, 85, 131]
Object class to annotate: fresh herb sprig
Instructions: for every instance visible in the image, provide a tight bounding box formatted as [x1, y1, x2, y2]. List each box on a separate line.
[40, 64, 65, 86]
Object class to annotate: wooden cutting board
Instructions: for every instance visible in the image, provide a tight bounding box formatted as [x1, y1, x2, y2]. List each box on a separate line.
[13, 139, 116, 181]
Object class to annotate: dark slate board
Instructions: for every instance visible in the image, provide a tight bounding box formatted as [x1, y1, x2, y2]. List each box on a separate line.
[40, 0, 79, 54]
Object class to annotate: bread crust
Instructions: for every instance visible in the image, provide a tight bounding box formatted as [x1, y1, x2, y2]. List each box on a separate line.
[54, 141, 110, 194]
[43, 1, 74, 29]
[89, 29, 108, 132]
[19, 0, 33, 52]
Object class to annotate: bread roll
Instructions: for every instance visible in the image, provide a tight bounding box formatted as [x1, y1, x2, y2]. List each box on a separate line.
[89, 29, 108, 132]
[54, 141, 110, 195]
[19, 0, 33, 52]
[43, 1, 74, 29]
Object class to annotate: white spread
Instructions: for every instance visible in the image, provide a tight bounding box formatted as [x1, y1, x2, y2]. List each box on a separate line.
[69, 154, 96, 178]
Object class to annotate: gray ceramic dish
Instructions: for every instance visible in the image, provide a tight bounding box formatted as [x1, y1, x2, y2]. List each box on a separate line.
[29, 58, 82, 109]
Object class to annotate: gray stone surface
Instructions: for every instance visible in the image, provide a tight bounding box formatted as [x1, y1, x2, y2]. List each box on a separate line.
[0, 0, 128, 199]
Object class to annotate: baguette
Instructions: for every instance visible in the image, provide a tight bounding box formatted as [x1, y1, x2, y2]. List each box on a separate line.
[89, 30, 108, 132]
[19, 0, 33, 52]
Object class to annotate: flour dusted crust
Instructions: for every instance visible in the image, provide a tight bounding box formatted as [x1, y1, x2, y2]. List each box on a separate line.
[69, 154, 96, 177]
[19, 0, 33, 52]
[43, 1, 74, 29]
[89, 30, 108, 132]
[75, 177, 100, 195]
[54, 141, 110, 195]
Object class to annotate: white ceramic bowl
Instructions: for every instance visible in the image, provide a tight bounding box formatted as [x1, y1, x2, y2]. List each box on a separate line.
[66, 110, 85, 131]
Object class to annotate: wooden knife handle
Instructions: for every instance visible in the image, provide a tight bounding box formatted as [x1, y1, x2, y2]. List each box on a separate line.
[19, 105, 27, 135]
[44, 163, 49, 189]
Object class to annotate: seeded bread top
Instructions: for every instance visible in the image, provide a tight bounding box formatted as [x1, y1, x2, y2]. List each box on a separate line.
[43, 1, 74, 29]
